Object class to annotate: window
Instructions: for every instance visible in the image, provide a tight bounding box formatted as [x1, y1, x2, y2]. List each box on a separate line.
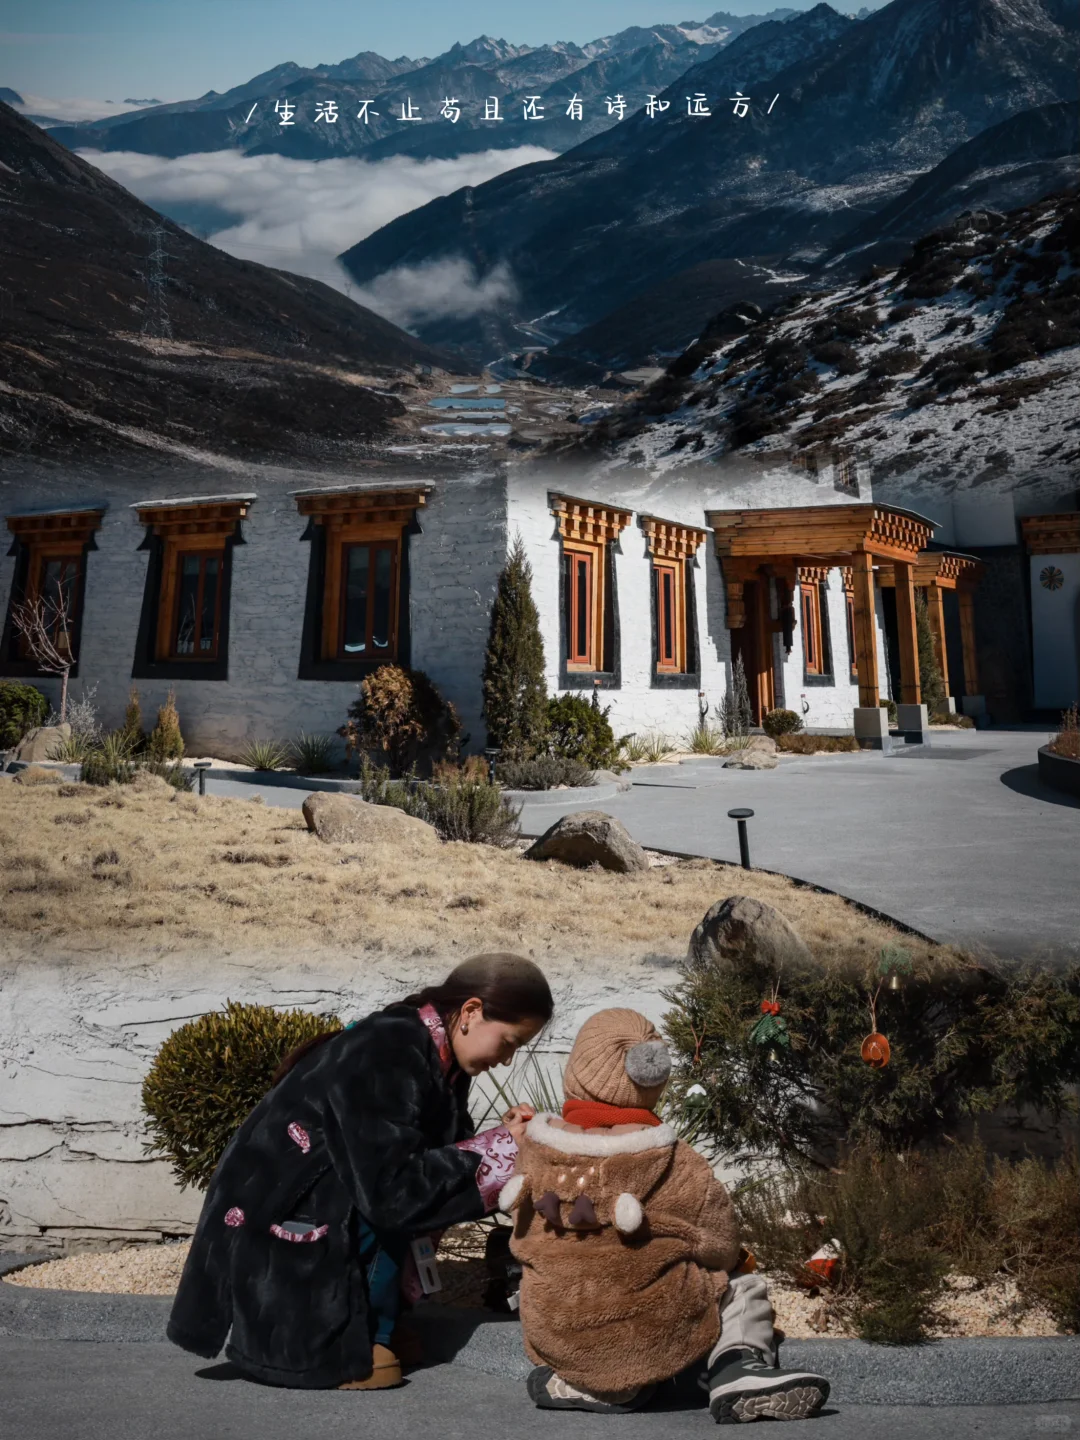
[551, 495, 633, 682]
[845, 592, 858, 680]
[801, 582, 823, 674]
[2, 509, 102, 677]
[295, 487, 428, 678]
[654, 560, 684, 672]
[133, 498, 251, 680]
[563, 546, 596, 668]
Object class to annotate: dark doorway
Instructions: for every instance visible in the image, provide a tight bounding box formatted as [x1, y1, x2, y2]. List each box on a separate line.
[880, 585, 900, 703]
[731, 579, 775, 723]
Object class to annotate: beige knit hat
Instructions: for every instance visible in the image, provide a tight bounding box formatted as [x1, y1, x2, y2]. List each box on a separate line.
[562, 1008, 672, 1111]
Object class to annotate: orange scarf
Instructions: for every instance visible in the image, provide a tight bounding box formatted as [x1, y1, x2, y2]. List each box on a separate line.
[562, 1098, 661, 1129]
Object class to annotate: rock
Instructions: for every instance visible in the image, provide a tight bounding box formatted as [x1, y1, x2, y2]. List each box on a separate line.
[746, 734, 778, 754]
[302, 791, 439, 848]
[723, 750, 778, 770]
[524, 810, 649, 873]
[591, 769, 633, 792]
[14, 724, 70, 763]
[688, 895, 812, 974]
[12, 764, 63, 785]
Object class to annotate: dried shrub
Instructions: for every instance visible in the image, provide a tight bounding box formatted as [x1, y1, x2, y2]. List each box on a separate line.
[1050, 705, 1080, 760]
[340, 664, 462, 776]
[776, 734, 859, 754]
[868, 347, 920, 378]
[811, 341, 861, 375]
[147, 689, 184, 762]
[141, 1001, 342, 1190]
[0, 681, 48, 749]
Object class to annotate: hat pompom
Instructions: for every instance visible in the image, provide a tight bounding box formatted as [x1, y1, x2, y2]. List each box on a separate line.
[625, 1039, 671, 1089]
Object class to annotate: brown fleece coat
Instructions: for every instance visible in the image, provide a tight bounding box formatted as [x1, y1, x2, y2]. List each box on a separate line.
[504, 1114, 740, 1394]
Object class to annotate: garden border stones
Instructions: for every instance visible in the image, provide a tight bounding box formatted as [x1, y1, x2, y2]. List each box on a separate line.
[1, 1263, 1077, 1405]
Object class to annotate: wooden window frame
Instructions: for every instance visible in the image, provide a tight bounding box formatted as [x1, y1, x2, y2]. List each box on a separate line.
[164, 547, 224, 662]
[654, 558, 687, 673]
[845, 591, 858, 680]
[2, 510, 102, 677]
[563, 542, 602, 671]
[801, 581, 825, 676]
[326, 527, 402, 663]
[295, 488, 428, 674]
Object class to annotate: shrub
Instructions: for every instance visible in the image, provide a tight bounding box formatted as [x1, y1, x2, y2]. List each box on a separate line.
[340, 664, 462, 776]
[147, 689, 184, 761]
[663, 942, 1080, 1167]
[482, 537, 549, 758]
[141, 1001, 342, 1190]
[880, 698, 898, 724]
[763, 708, 803, 738]
[241, 738, 290, 771]
[121, 685, 144, 751]
[1050, 704, 1079, 759]
[290, 730, 336, 774]
[81, 731, 138, 786]
[355, 756, 521, 846]
[498, 754, 593, 790]
[915, 591, 947, 716]
[720, 655, 753, 738]
[776, 734, 859, 754]
[51, 731, 96, 763]
[868, 347, 920, 379]
[734, 1143, 1080, 1342]
[639, 731, 677, 763]
[930, 712, 975, 728]
[0, 681, 48, 749]
[546, 692, 626, 771]
[684, 720, 727, 755]
[142, 758, 194, 791]
[810, 341, 860, 375]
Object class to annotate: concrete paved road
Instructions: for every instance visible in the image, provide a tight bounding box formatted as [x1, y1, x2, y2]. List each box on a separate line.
[2, 1338, 1078, 1440]
[517, 729, 1079, 963]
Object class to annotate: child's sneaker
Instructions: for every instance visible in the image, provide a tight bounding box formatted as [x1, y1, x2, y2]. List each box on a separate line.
[705, 1346, 829, 1423]
[527, 1365, 655, 1413]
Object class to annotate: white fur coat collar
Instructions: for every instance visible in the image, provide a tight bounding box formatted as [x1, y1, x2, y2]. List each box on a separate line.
[525, 1112, 677, 1157]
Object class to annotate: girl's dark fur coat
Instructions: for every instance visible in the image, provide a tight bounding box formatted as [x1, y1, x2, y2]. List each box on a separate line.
[167, 1004, 484, 1387]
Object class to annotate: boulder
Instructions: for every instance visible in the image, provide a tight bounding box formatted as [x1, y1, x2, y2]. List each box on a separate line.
[746, 734, 778, 754]
[14, 724, 70, 763]
[524, 810, 649, 873]
[688, 895, 812, 974]
[723, 750, 778, 770]
[301, 791, 439, 848]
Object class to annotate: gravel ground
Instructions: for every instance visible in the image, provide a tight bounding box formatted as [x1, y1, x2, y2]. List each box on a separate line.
[7, 1234, 1064, 1338]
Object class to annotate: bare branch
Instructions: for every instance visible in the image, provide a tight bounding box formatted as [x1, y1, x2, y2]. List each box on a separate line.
[10, 592, 75, 722]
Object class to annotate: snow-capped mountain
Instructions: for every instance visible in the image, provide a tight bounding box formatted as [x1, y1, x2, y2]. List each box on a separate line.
[558, 184, 1080, 524]
[338, 0, 1078, 360]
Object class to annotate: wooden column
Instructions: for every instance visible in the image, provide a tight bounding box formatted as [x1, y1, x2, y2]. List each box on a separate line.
[893, 560, 922, 705]
[958, 587, 979, 695]
[926, 581, 950, 697]
[850, 551, 880, 708]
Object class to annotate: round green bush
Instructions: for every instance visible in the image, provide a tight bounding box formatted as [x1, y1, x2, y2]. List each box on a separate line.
[0, 681, 48, 749]
[546, 693, 626, 771]
[142, 1001, 342, 1190]
[762, 708, 803, 738]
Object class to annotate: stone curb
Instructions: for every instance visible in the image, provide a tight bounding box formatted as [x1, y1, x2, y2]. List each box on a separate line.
[1, 1265, 1077, 1406]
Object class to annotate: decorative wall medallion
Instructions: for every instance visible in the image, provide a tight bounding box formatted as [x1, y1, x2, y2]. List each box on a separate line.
[1040, 566, 1065, 591]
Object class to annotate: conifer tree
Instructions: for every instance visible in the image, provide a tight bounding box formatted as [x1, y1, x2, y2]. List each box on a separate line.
[914, 591, 947, 716]
[482, 536, 548, 757]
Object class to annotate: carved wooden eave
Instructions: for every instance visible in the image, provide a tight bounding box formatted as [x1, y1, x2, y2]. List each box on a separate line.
[707, 503, 935, 566]
[1021, 513, 1080, 556]
[639, 514, 709, 562]
[796, 565, 831, 586]
[878, 551, 985, 590]
[136, 498, 253, 541]
[6, 508, 104, 547]
[295, 487, 430, 531]
[550, 494, 633, 546]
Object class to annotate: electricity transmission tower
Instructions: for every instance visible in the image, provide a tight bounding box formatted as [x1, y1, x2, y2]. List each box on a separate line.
[141, 224, 173, 339]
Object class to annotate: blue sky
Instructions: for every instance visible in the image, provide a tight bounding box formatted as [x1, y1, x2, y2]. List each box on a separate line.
[3, 0, 865, 101]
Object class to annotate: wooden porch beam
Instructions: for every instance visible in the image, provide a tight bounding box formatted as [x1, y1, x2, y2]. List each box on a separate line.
[926, 582, 950, 697]
[958, 588, 980, 696]
[893, 559, 922, 706]
[850, 551, 880, 708]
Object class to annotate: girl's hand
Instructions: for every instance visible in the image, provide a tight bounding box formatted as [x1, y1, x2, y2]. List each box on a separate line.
[502, 1104, 535, 1144]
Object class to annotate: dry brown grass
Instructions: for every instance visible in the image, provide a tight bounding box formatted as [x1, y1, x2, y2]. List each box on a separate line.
[0, 775, 949, 968]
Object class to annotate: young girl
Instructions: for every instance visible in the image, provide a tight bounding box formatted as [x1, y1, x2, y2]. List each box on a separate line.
[167, 953, 553, 1389]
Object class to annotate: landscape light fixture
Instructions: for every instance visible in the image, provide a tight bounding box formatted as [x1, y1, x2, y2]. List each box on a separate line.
[193, 759, 211, 796]
[484, 747, 501, 785]
[727, 807, 754, 870]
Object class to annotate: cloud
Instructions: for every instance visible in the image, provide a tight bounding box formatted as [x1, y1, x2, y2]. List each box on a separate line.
[79, 144, 553, 322]
[16, 93, 159, 122]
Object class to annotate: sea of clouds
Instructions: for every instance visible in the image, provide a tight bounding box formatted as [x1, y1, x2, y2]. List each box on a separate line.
[77, 144, 554, 327]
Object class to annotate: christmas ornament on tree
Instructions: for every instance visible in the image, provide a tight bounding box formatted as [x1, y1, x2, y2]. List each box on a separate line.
[749, 995, 790, 1062]
[860, 1033, 891, 1068]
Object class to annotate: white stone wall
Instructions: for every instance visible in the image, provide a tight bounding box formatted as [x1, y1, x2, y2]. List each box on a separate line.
[0, 461, 505, 760]
[507, 457, 874, 738]
[0, 947, 677, 1249]
[1030, 553, 1080, 709]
